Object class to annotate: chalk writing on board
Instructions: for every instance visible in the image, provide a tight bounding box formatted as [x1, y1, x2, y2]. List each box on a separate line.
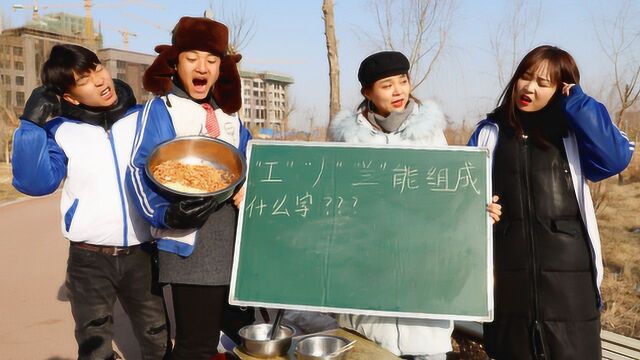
[393, 165, 420, 193]
[247, 158, 482, 218]
[352, 160, 381, 186]
[312, 158, 325, 188]
[272, 195, 290, 216]
[427, 162, 481, 194]
[234, 144, 491, 320]
[295, 192, 313, 217]
[252, 159, 481, 194]
[256, 161, 283, 183]
[244, 194, 361, 218]
[244, 197, 267, 217]
[324, 195, 358, 216]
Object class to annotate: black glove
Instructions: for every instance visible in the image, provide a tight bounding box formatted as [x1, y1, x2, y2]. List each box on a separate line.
[164, 197, 218, 229]
[21, 86, 61, 126]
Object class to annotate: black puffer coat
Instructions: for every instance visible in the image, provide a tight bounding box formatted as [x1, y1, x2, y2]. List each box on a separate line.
[484, 108, 601, 360]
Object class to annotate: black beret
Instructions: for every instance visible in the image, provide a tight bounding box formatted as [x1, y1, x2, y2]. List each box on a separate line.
[358, 51, 410, 88]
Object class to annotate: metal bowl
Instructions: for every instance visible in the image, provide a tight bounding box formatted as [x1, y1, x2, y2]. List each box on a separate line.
[145, 136, 246, 202]
[238, 323, 295, 358]
[295, 335, 352, 360]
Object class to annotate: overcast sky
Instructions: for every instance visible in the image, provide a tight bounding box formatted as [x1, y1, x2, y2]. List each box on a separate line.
[2, 0, 638, 131]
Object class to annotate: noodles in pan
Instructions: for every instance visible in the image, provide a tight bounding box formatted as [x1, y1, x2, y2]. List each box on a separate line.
[153, 160, 235, 194]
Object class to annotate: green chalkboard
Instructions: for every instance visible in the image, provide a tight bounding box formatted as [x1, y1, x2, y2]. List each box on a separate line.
[230, 141, 493, 321]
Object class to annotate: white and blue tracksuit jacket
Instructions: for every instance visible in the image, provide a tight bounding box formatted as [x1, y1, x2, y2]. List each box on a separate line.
[11, 108, 152, 247]
[468, 85, 635, 305]
[126, 94, 251, 256]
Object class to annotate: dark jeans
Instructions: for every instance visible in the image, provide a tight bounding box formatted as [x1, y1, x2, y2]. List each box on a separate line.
[170, 284, 255, 360]
[66, 244, 168, 360]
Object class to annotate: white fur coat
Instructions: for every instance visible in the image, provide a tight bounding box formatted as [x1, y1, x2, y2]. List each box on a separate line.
[328, 100, 453, 356]
[329, 100, 448, 146]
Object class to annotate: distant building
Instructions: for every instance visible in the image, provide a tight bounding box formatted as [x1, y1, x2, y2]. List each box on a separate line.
[239, 70, 294, 136]
[25, 12, 102, 47]
[0, 11, 294, 137]
[0, 12, 101, 115]
[97, 48, 154, 103]
[0, 15, 157, 115]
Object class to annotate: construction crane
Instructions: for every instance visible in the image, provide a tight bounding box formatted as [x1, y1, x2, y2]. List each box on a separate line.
[12, 0, 96, 46]
[12, 1, 160, 48]
[12, 0, 50, 22]
[118, 29, 137, 50]
[11, 2, 38, 22]
[102, 23, 137, 49]
[83, 0, 93, 47]
[120, 12, 171, 33]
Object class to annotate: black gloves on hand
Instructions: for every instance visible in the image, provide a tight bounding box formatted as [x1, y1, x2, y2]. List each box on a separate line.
[164, 197, 218, 229]
[21, 86, 61, 126]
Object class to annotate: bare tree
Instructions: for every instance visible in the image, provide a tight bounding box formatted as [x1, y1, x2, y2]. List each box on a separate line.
[207, 1, 256, 54]
[322, 0, 341, 128]
[305, 108, 317, 141]
[278, 97, 296, 139]
[590, 181, 609, 215]
[489, 0, 542, 88]
[594, 0, 640, 185]
[0, 106, 18, 164]
[363, 0, 457, 91]
[595, 0, 640, 129]
[0, 33, 19, 163]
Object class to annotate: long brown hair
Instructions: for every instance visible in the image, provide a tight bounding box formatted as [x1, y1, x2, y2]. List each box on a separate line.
[491, 45, 580, 137]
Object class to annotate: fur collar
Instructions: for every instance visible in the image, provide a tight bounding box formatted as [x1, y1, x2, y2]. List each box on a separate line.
[329, 100, 446, 144]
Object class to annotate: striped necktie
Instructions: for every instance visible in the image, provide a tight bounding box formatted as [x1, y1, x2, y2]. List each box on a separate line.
[201, 103, 220, 138]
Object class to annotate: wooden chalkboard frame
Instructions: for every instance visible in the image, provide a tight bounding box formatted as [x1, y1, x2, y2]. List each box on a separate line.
[230, 140, 494, 322]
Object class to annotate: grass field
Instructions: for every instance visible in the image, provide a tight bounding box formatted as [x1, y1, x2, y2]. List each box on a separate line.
[598, 180, 640, 338]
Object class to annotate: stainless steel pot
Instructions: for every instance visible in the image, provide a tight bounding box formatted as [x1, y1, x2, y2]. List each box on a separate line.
[238, 323, 295, 358]
[145, 136, 246, 202]
[295, 335, 352, 360]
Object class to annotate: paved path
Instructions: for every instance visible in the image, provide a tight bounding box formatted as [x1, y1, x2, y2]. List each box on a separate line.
[0, 193, 141, 359]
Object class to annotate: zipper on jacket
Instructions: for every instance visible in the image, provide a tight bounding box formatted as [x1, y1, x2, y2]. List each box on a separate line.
[107, 130, 129, 247]
[520, 134, 545, 359]
[532, 320, 547, 359]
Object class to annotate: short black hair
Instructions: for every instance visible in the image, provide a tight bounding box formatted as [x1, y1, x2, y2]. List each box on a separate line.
[41, 44, 101, 95]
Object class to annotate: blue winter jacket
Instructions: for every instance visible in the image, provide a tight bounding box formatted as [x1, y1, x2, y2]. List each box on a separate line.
[126, 94, 251, 229]
[12, 106, 152, 247]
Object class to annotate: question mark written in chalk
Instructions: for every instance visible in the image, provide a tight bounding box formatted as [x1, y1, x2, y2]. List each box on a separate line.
[324, 197, 332, 215]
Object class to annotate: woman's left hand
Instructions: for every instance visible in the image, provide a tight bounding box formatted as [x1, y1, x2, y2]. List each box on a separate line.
[232, 185, 246, 208]
[562, 82, 576, 96]
[487, 195, 502, 224]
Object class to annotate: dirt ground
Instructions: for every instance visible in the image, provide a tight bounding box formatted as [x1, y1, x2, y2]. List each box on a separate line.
[0, 193, 152, 359]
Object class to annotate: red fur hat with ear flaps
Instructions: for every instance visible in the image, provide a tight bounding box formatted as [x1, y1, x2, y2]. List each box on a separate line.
[143, 16, 243, 114]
